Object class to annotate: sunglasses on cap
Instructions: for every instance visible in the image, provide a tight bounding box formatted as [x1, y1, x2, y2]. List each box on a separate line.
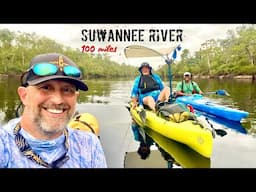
[31, 62, 81, 77]
[20, 62, 82, 86]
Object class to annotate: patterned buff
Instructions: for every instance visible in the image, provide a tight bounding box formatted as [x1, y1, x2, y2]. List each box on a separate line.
[13, 123, 70, 168]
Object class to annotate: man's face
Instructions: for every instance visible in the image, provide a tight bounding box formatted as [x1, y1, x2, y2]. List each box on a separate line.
[184, 74, 191, 81]
[18, 80, 79, 135]
[141, 66, 150, 75]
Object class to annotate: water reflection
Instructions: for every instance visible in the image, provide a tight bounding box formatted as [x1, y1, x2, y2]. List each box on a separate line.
[248, 120, 256, 136]
[125, 122, 211, 168]
[0, 76, 20, 124]
[131, 122, 154, 160]
[1, 77, 256, 168]
[197, 111, 247, 134]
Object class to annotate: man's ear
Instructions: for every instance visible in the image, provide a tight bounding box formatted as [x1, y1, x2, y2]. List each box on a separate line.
[17, 86, 28, 105]
[76, 91, 80, 97]
[76, 91, 80, 101]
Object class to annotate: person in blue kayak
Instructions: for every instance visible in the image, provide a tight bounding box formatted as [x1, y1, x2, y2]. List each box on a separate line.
[130, 62, 170, 111]
[175, 71, 203, 97]
[0, 53, 107, 168]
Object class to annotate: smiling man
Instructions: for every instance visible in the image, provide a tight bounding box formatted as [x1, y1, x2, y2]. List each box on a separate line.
[0, 53, 107, 168]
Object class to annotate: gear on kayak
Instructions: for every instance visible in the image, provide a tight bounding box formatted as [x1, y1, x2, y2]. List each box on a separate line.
[68, 113, 100, 138]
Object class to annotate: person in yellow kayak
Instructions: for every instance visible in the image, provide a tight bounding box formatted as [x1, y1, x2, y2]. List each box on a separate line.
[130, 62, 170, 112]
[175, 71, 203, 97]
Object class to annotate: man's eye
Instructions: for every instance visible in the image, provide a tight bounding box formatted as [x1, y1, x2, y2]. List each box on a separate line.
[39, 85, 51, 90]
[63, 87, 76, 93]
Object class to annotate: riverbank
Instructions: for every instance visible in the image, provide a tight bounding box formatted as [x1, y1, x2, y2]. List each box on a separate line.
[175, 74, 255, 80]
[1, 74, 255, 81]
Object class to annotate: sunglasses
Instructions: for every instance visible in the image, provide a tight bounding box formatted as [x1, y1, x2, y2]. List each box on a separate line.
[31, 63, 81, 77]
[20, 63, 82, 86]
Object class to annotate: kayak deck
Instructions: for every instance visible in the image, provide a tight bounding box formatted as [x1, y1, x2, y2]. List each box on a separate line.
[128, 105, 213, 158]
[176, 94, 249, 122]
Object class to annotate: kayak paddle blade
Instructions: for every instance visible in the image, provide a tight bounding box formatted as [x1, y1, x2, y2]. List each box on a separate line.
[215, 129, 227, 137]
[216, 90, 230, 96]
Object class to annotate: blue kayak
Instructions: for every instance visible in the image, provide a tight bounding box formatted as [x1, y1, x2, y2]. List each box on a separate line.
[175, 94, 249, 122]
[195, 110, 247, 134]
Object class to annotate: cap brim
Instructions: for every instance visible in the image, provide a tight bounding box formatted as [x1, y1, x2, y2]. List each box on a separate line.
[27, 75, 88, 91]
[184, 73, 191, 76]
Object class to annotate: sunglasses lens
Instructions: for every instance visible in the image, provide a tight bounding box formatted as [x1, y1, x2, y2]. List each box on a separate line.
[33, 63, 58, 76]
[64, 65, 81, 77]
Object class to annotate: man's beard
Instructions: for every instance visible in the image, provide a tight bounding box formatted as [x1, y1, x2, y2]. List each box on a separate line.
[30, 104, 74, 136]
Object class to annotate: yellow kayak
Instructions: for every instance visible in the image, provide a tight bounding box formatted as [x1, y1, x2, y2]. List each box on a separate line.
[144, 127, 211, 168]
[127, 105, 213, 158]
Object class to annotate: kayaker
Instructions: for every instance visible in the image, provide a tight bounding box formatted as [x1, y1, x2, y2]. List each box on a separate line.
[175, 72, 203, 97]
[0, 53, 107, 168]
[130, 62, 170, 111]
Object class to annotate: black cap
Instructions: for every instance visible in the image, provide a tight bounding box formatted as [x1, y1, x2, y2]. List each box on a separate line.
[21, 53, 88, 91]
[138, 62, 152, 73]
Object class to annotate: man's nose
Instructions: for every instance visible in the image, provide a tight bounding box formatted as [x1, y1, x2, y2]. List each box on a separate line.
[50, 90, 64, 104]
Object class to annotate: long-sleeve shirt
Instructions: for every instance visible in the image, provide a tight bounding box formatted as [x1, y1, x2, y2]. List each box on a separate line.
[0, 118, 107, 168]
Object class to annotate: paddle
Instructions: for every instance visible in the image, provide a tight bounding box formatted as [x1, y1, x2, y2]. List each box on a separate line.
[194, 115, 227, 137]
[205, 117, 227, 137]
[204, 89, 230, 96]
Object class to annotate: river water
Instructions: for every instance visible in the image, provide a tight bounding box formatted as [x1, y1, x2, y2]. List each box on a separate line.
[1, 76, 256, 168]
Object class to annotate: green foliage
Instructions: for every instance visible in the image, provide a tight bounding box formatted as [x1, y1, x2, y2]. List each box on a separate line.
[0, 28, 138, 79]
[157, 25, 256, 77]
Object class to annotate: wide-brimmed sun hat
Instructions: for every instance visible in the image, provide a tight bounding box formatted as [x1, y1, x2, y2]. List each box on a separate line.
[138, 62, 152, 73]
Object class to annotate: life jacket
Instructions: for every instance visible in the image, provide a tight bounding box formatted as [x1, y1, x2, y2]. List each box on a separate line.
[181, 81, 198, 94]
[138, 75, 160, 94]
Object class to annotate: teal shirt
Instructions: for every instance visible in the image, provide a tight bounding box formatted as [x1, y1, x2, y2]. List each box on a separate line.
[175, 81, 202, 94]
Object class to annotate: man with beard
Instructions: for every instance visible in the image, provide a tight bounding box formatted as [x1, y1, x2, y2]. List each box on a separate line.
[0, 53, 107, 168]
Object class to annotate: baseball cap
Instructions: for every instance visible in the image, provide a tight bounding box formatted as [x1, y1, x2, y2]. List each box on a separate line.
[138, 62, 152, 73]
[21, 53, 88, 91]
[183, 72, 191, 77]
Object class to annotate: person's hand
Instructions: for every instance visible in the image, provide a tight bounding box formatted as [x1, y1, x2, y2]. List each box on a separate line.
[131, 97, 138, 109]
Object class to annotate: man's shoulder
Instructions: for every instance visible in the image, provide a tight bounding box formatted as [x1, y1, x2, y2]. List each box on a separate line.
[152, 73, 160, 77]
[0, 118, 19, 139]
[67, 127, 98, 141]
[176, 81, 182, 85]
[151, 73, 162, 80]
[1, 118, 20, 131]
[191, 81, 199, 85]
[135, 75, 141, 79]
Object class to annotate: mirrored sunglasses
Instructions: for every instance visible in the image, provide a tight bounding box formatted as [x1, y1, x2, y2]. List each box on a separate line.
[31, 63, 81, 77]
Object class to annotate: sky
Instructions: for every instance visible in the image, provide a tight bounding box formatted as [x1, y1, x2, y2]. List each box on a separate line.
[0, 23, 247, 69]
